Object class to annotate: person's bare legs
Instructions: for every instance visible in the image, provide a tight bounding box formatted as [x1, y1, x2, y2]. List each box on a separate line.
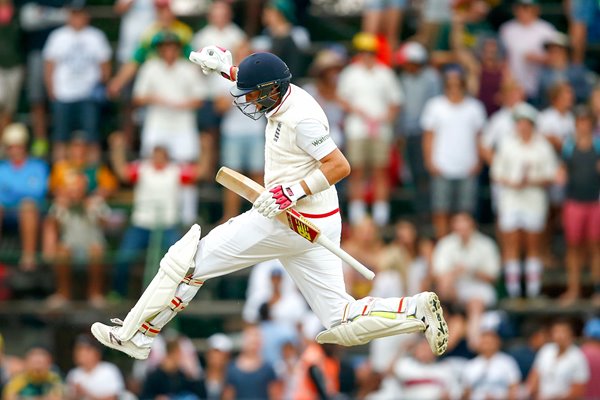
[372, 166, 390, 226]
[31, 103, 48, 145]
[88, 244, 105, 306]
[348, 166, 367, 225]
[383, 8, 403, 50]
[561, 243, 583, 303]
[590, 240, 600, 304]
[466, 298, 485, 349]
[362, 9, 381, 34]
[19, 200, 39, 271]
[503, 230, 522, 298]
[48, 245, 72, 307]
[569, 21, 587, 64]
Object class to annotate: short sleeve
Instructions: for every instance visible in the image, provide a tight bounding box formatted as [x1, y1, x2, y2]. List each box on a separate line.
[43, 31, 61, 61]
[133, 63, 153, 99]
[572, 350, 590, 383]
[295, 119, 338, 160]
[385, 69, 404, 106]
[420, 98, 437, 131]
[472, 100, 487, 132]
[504, 354, 522, 385]
[94, 30, 112, 62]
[336, 68, 353, 99]
[432, 239, 452, 275]
[482, 238, 501, 278]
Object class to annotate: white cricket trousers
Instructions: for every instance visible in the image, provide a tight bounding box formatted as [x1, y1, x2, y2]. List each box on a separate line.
[174, 208, 354, 328]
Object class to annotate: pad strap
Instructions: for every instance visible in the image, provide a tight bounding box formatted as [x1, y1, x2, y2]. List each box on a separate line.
[138, 296, 189, 337]
[182, 274, 204, 287]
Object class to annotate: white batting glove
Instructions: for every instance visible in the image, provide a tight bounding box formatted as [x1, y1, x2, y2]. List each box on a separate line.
[254, 183, 306, 219]
[189, 45, 234, 80]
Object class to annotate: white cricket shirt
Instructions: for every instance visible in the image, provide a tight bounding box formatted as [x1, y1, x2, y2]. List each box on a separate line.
[534, 343, 590, 400]
[462, 352, 521, 400]
[264, 84, 339, 215]
[537, 107, 575, 143]
[66, 362, 125, 398]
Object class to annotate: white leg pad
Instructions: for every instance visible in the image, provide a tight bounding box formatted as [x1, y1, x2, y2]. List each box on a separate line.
[316, 297, 426, 347]
[117, 224, 201, 341]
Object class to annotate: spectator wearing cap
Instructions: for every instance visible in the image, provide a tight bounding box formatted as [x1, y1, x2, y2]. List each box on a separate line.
[140, 336, 207, 400]
[420, 67, 486, 238]
[432, 212, 500, 348]
[0, 123, 49, 271]
[107, 132, 205, 298]
[491, 103, 557, 299]
[582, 318, 600, 399]
[0, 0, 23, 134]
[43, 0, 111, 161]
[556, 106, 600, 304]
[204, 333, 233, 400]
[214, 41, 266, 221]
[395, 41, 442, 217]
[259, 0, 310, 79]
[527, 319, 590, 400]
[538, 32, 592, 108]
[108, 0, 193, 98]
[223, 325, 281, 400]
[2, 346, 63, 400]
[499, 0, 557, 102]
[338, 32, 403, 227]
[133, 30, 205, 226]
[462, 313, 522, 400]
[65, 335, 125, 400]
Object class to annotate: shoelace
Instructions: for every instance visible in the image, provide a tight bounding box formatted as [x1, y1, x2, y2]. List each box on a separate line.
[110, 318, 124, 326]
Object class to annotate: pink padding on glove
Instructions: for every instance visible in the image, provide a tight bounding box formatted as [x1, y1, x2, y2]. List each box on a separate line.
[270, 185, 293, 210]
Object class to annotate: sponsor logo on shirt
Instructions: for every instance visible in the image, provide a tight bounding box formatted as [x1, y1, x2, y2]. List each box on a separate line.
[274, 122, 282, 142]
[312, 134, 330, 147]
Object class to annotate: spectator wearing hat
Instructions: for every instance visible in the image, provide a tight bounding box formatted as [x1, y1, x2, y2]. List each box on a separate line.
[499, 0, 557, 102]
[65, 335, 125, 400]
[395, 41, 442, 217]
[538, 32, 592, 108]
[0, 0, 23, 134]
[527, 319, 590, 400]
[107, 132, 206, 298]
[420, 67, 486, 238]
[582, 318, 600, 399]
[204, 333, 233, 400]
[462, 313, 522, 400]
[43, 0, 112, 161]
[491, 102, 557, 299]
[133, 30, 205, 225]
[2, 346, 63, 400]
[259, 0, 310, 79]
[556, 106, 600, 304]
[338, 32, 403, 227]
[432, 212, 500, 348]
[0, 123, 49, 271]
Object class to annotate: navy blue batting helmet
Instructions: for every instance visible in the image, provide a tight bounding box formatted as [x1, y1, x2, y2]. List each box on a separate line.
[230, 52, 292, 120]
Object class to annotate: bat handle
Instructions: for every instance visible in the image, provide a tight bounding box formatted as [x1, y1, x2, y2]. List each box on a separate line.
[316, 235, 376, 281]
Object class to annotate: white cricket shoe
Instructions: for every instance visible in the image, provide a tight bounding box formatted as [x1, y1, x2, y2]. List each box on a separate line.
[413, 292, 449, 356]
[91, 319, 151, 360]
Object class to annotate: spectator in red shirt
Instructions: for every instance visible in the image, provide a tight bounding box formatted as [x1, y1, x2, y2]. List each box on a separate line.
[107, 132, 205, 298]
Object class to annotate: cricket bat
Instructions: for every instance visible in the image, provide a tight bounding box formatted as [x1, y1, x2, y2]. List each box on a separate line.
[216, 167, 376, 280]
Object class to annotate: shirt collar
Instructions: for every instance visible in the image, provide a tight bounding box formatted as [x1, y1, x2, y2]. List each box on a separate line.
[266, 85, 293, 119]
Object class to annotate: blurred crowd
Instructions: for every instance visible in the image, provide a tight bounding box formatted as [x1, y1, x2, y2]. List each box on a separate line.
[1, 0, 600, 398]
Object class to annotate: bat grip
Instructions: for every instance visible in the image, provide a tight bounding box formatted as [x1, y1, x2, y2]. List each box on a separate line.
[316, 235, 376, 281]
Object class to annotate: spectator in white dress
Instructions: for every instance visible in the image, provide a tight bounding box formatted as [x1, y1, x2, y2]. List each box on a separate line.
[499, 0, 557, 101]
[491, 103, 557, 299]
[527, 319, 590, 400]
[433, 213, 501, 348]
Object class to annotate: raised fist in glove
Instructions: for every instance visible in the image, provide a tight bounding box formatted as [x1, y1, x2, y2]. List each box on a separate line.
[189, 45, 234, 80]
[254, 183, 306, 219]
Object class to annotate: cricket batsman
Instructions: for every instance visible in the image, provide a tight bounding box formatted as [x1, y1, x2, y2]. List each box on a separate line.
[91, 47, 449, 359]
